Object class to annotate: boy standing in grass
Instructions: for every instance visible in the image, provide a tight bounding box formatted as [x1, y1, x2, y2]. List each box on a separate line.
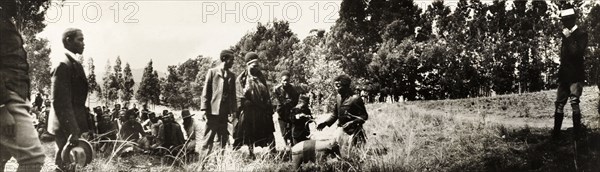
[317, 74, 369, 147]
[553, 8, 588, 139]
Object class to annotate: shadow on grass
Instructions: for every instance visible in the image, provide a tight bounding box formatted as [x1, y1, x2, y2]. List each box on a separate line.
[451, 127, 600, 172]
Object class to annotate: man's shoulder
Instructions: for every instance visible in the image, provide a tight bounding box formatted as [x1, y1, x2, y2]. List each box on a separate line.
[207, 67, 219, 73]
[344, 95, 364, 105]
[226, 69, 235, 76]
[274, 84, 284, 91]
[51, 54, 73, 71]
[573, 28, 588, 37]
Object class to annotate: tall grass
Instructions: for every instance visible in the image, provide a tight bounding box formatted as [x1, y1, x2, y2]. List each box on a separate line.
[32, 88, 600, 171]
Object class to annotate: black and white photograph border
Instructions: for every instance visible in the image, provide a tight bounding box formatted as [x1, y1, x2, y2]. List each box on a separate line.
[1, 0, 600, 171]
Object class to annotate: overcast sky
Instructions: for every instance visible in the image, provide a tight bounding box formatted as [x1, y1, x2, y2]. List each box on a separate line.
[39, 0, 348, 74]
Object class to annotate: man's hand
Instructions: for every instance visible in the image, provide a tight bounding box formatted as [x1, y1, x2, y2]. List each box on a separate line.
[0, 106, 16, 138]
[228, 113, 234, 123]
[68, 134, 80, 146]
[562, 28, 571, 38]
[317, 123, 327, 131]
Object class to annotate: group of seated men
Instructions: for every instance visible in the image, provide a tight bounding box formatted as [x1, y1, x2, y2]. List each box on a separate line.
[91, 104, 199, 155]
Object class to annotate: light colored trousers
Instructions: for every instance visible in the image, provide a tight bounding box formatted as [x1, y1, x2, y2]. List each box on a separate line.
[0, 91, 46, 172]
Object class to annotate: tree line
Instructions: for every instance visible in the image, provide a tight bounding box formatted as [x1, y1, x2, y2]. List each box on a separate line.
[22, 0, 600, 112]
[99, 0, 600, 111]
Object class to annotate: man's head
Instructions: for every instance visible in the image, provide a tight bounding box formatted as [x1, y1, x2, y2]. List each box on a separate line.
[181, 109, 191, 119]
[62, 28, 85, 54]
[149, 112, 158, 123]
[118, 109, 127, 121]
[165, 112, 175, 123]
[126, 109, 137, 121]
[220, 49, 235, 70]
[245, 52, 260, 75]
[333, 74, 352, 95]
[560, 8, 577, 29]
[280, 71, 291, 87]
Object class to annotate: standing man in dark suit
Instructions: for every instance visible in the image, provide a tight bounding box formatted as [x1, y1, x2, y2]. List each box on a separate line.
[0, 1, 46, 171]
[199, 49, 236, 155]
[553, 8, 589, 139]
[48, 28, 93, 170]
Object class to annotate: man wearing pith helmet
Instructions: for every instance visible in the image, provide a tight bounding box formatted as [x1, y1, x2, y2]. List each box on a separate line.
[553, 8, 589, 139]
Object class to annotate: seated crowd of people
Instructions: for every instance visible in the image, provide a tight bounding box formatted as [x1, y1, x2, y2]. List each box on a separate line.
[88, 103, 200, 156]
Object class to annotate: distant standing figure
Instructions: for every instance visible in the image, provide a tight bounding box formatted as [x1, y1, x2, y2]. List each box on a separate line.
[233, 52, 277, 158]
[33, 93, 43, 111]
[553, 8, 589, 139]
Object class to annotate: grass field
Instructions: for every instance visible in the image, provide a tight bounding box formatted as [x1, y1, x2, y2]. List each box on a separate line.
[6, 87, 600, 171]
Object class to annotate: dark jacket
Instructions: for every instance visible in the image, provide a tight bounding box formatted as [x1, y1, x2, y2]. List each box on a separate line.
[273, 84, 299, 122]
[0, 0, 17, 18]
[119, 120, 144, 141]
[0, 14, 30, 105]
[558, 27, 588, 84]
[48, 52, 90, 136]
[158, 121, 185, 148]
[323, 94, 369, 134]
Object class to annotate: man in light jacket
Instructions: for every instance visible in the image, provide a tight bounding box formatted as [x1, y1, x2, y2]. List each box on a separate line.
[200, 49, 236, 155]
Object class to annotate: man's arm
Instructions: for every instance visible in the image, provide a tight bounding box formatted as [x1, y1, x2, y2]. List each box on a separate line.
[52, 63, 81, 137]
[135, 122, 146, 136]
[322, 100, 339, 127]
[228, 75, 237, 115]
[0, 73, 9, 106]
[273, 87, 285, 114]
[567, 31, 588, 57]
[235, 76, 249, 116]
[200, 69, 213, 112]
[353, 96, 369, 123]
